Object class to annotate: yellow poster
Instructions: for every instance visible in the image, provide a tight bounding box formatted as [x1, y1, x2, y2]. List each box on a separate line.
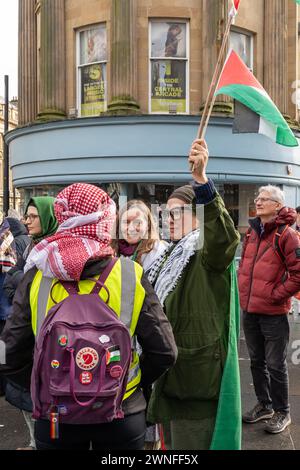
[81, 64, 107, 116]
[151, 60, 186, 113]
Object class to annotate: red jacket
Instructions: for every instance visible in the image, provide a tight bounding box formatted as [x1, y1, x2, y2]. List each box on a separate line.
[238, 207, 300, 314]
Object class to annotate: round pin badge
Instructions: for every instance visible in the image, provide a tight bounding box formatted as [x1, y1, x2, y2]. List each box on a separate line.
[110, 365, 123, 379]
[99, 335, 110, 344]
[58, 335, 68, 347]
[79, 372, 93, 385]
[51, 360, 60, 369]
[76, 347, 99, 371]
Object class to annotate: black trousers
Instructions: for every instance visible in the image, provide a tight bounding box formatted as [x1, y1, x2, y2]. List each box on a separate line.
[243, 312, 290, 414]
[35, 411, 146, 450]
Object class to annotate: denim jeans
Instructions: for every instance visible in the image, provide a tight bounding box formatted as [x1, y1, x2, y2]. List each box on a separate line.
[243, 312, 290, 414]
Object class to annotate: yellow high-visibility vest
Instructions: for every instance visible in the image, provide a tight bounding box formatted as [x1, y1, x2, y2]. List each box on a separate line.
[30, 257, 145, 400]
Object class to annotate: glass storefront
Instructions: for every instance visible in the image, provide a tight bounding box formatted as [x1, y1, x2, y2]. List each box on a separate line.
[132, 182, 261, 233]
[133, 183, 178, 205]
[17, 181, 270, 242]
[215, 183, 261, 235]
[18, 183, 116, 214]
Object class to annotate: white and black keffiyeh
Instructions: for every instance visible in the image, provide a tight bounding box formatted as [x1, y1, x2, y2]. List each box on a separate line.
[153, 229, 200, 305]
[144, 242, 172, 284]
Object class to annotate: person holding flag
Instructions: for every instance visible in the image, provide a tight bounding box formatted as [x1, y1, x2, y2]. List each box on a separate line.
[147, 139, 241, 450]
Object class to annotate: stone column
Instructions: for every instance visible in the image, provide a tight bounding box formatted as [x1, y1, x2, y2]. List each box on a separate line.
[287, 0, 299, 125]
[201, 0, 232, 115]
[18, 0, 37, 125]
[107, 0, 140, 115]
[264, 0, 288, 115]
[37, 0, 66, 121]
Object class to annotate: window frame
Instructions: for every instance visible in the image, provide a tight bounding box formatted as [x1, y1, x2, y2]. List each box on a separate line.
[229, 27, 254, 71]
[149, 19, 190, 115]
[76, 23, 108, 117]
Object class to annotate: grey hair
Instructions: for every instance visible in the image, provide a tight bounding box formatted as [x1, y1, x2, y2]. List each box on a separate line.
[258, 185, 285, 205]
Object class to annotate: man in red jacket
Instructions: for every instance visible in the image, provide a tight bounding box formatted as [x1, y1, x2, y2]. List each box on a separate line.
[239, 185, 300, 434]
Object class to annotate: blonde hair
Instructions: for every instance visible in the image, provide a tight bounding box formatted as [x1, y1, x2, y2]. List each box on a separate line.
[112, 199, 160, 265]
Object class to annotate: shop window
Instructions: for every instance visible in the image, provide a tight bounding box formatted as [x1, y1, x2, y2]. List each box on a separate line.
[133, 183, 179, 206]
[223, 184, 240, 228]
[149, 20, 189, 114]
[77, 24, 107, 116]
[230, 29, 253, 70]
[215, 183, 261, 235]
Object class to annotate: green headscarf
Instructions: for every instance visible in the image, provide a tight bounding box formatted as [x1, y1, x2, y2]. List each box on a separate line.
[25, 196, 58, 242]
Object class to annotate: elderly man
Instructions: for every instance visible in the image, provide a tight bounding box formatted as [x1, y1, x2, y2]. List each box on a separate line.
[147, 139, 240, 450]
[239, 185, 300, 433]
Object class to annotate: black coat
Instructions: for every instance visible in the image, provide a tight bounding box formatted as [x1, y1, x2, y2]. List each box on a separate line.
[1, 221, 31, 410]
[3, 218, 31, 302]
[6, 218, 30, 259]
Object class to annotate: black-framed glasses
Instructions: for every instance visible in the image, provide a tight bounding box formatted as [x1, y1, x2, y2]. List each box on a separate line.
[164, 206, 192, 221]
[24, 213, 40, 222]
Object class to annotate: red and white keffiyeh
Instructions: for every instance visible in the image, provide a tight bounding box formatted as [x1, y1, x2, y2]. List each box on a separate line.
[24, 183, 116, 280]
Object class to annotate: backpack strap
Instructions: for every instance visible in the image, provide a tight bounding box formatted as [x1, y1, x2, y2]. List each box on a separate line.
[273, 224, 288, 264]
[91, 257, 137, 330]
[57, 259, 118, 298]
[36, 276, 54, 336]
[36, 257, 137, 336]
[240, 227, 252, 261]
[91, 257, 118, 294]
[59, 281, 78, 296]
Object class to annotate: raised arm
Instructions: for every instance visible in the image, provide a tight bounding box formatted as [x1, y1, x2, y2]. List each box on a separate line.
[188, 139, 240, 272]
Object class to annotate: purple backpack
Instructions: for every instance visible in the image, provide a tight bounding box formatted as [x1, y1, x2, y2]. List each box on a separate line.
[31, 258, 132, 434]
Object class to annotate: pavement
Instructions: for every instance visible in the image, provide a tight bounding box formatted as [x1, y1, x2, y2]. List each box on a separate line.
[0, 396, 29, 450]
[241, 312, 300, 450]
[0, 313, 300, 451]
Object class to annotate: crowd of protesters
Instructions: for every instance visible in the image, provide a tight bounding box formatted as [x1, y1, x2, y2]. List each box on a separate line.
[0, 139, 299, 450]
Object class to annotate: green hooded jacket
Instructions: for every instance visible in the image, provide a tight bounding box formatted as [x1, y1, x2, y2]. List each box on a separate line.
[147, 193, 241, 450]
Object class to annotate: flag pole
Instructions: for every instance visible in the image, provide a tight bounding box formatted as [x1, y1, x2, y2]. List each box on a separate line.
[197, 17, 232, 139]
[191, 7, 236, 170]
[197, 18, 232, 139]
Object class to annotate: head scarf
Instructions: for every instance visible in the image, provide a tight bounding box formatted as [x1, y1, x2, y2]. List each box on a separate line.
[25, 196, 58, 242]
[24, 183, 116, 280]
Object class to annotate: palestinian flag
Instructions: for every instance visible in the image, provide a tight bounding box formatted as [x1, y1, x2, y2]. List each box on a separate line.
[229, 0, 241, 17]
[106, 345, 121, 365]
[215, 50, 299, 147]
